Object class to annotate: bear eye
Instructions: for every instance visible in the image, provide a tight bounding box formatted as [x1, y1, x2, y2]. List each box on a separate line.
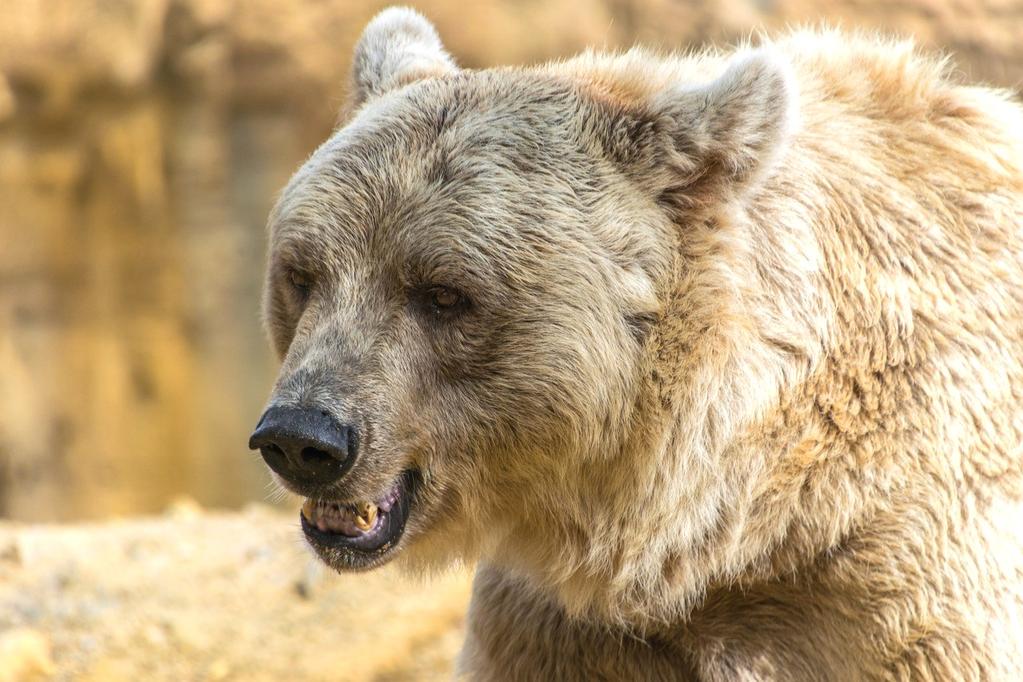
[430, 286, 462, 309]
[287, 268, 314, 300]
[417, 285, 469, 317]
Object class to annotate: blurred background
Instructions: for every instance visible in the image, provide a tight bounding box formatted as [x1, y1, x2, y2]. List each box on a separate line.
[1, 0, 1022, 523]
[0, 1, 1021, 679]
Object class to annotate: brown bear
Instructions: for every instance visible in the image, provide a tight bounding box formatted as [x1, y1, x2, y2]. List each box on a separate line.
[248, 7, 1023, 680]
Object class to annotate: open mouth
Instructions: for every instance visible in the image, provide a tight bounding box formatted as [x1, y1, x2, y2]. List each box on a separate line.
[300, 469, 419, 569]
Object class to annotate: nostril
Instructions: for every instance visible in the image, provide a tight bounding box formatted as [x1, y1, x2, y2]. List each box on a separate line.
[300, 446, 337, 465]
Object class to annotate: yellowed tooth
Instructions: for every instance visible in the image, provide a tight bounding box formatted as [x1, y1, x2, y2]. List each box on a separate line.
[301, 499, 316, 522]
[354, 502, 378, 531]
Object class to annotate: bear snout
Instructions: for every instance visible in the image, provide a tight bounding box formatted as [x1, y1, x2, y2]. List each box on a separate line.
[248, 405, 359, 488]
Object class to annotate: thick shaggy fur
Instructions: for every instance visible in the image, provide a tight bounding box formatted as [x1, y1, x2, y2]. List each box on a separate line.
[260, 8, 1023, 680]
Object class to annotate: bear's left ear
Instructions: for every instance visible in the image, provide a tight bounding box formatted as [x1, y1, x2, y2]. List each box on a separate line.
[605, 48, 798, 209]
[347, 7, 458, 111]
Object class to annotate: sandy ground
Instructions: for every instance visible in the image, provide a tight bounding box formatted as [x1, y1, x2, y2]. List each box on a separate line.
[0, 502, 473, 681]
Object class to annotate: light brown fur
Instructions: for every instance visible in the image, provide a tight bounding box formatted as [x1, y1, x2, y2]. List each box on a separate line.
[260, 8, 1023, 680]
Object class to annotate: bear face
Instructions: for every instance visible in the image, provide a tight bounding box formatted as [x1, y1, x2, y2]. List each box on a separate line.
[262, 71, 668, 571]
[254, 8, 797, 588]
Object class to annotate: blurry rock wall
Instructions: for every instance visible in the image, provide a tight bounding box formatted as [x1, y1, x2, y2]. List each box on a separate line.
[2, 0, 1021, 122]
[1, 0, 1021, 521]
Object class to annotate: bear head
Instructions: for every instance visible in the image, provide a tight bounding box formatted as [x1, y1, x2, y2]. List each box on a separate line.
[252, 7, 801, 620]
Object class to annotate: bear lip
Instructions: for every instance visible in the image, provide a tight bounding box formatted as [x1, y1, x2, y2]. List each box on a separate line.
[300, 469, 419, 567]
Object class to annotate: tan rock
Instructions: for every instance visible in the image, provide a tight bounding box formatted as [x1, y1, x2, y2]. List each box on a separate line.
[0, 0, 170, 116]
[0, 74, 14, 122]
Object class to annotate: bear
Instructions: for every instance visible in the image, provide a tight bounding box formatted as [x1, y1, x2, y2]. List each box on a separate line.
[249, 7, 1023, 680]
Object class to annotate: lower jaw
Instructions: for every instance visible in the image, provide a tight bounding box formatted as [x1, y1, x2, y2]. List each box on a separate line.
[299, 469, 419, 570]
[300, 514, 400, 569]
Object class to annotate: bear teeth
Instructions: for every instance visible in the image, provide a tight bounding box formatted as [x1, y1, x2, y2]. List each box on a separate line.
[301, 498, 316, 522]
[354, 502, 378, 530]
[302, 498, 379, 535]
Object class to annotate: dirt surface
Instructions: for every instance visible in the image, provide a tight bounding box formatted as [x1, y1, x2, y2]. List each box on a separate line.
[0, 502, 473, 681]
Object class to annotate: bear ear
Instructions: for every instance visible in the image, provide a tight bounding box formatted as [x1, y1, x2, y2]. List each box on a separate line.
[347, 7, 458, 110]
[606, 49, 798, 210]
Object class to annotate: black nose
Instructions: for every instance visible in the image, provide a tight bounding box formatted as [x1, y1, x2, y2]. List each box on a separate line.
[248, 406, 357, 486]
